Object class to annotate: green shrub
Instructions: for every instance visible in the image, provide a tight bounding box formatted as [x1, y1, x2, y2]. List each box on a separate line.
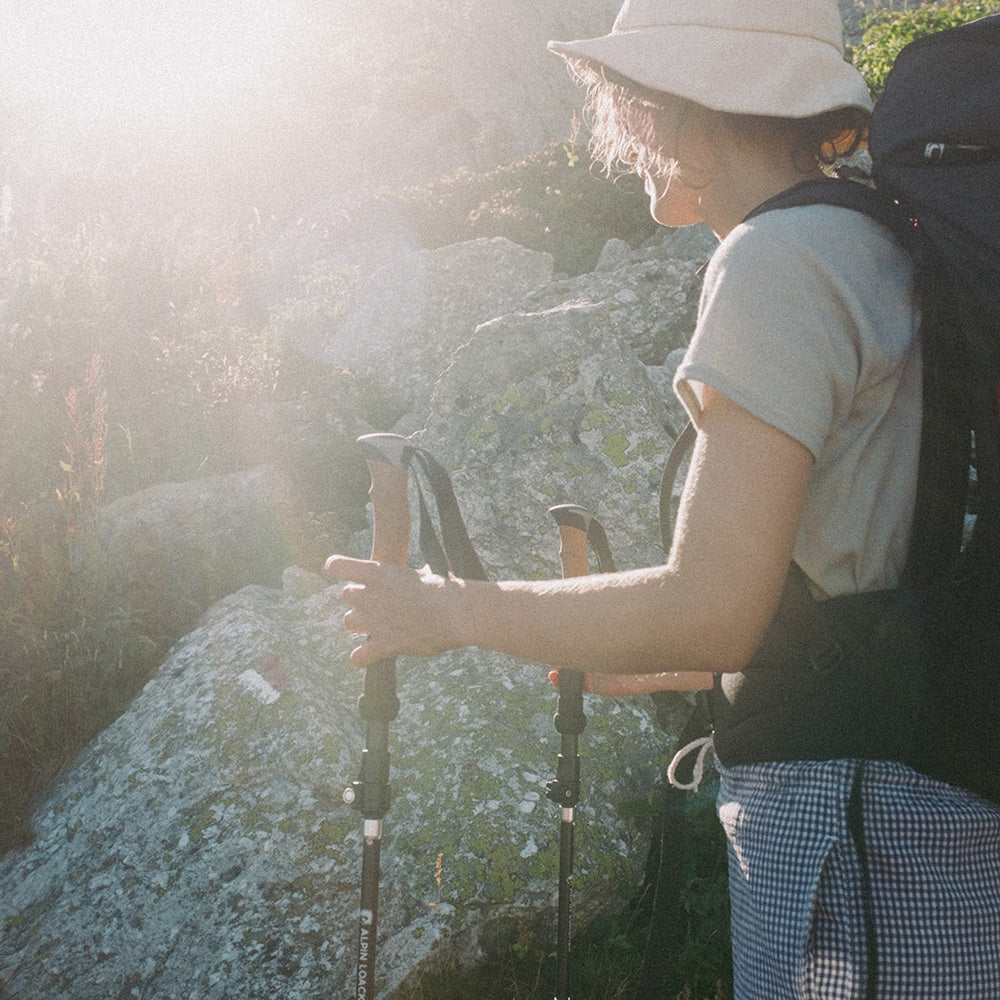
[0, 610, 163, 851]
[0, 217, 277, 505]
[0, 211, 294, 854]
[384, 139, 659, 276]
[853, 1, 1000, 95]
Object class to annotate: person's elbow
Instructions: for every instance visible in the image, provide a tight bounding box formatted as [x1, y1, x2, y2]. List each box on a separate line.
[662, 582, 780, 675]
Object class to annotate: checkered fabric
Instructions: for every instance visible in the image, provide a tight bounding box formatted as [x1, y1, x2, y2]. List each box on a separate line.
[717, 757, 1000, 1000]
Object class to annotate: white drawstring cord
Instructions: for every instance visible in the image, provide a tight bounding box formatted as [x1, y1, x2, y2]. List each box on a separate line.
[667, 735, 715, 792]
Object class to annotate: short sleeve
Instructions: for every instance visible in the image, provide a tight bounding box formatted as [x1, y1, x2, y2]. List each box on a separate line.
[672, 203, 922, 595]
[674, 210, 872, 459]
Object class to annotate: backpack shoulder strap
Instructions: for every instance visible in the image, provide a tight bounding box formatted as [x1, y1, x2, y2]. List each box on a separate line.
[744, 177, 976, 586]
[659, 421, 697, 554]
[743, 177, 915, 246]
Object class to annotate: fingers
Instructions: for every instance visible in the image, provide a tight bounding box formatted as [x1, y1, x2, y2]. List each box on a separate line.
[585, 673, 640, 697]
[325, 554, 455, 666]
[325, 555, 379, 663]
[586, 671, 715, 696]
[551, 668, 706, 697]
[549, 668, 616, 696]
[324, 554, 379, 582]
[548, 668, 608, 696]
[348, 638, 384, 669]
[325, 554, 387, 625]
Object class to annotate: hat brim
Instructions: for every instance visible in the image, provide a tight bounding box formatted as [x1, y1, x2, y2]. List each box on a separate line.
[549, 25, 873, 118]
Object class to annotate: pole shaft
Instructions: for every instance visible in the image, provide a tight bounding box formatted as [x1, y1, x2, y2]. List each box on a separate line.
[356, 835, 381, 998]
[556, 805, 575, 998]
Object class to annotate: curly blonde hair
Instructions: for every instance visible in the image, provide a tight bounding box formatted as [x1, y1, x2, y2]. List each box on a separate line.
[566, 60, 870, 182]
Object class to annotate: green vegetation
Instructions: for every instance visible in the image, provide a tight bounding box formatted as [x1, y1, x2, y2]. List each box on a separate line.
[0, 215, 289, 850]
[385, 138, 658, 276]
[852, 0, 1000, 94]
[0, 204, 389, 851]
[397, 786, 731, 1000]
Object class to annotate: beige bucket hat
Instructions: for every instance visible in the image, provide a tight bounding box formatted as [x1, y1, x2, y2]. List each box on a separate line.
[549, 0, 873, 117]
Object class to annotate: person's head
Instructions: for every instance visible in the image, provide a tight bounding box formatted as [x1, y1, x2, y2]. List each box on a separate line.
[549, 0, 872, 231]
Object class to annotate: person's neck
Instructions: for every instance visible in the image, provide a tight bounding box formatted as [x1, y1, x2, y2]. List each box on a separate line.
[702, 160, 827, 239]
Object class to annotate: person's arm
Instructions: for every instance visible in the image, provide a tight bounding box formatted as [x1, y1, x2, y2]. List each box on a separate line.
[327, 386, 812, 678]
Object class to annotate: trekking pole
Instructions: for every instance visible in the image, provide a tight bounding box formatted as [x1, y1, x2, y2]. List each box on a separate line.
[545, 504, 615, 1000]
[343, 433, 411, 1000]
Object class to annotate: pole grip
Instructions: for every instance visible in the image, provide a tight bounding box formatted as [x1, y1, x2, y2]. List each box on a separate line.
[549, 504, 592, 563]
[366, 461, 410, 565]
[556, 521, 591, 579]
[361, 436, 412, 567]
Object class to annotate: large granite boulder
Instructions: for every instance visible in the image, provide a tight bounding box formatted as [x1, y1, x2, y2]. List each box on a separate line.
[286, 229, 712, 440]
[419, 299, 675, 580]
[0, 568, 676, 999]
[99, 465, 302, 642]
[522, 228, 715, 366]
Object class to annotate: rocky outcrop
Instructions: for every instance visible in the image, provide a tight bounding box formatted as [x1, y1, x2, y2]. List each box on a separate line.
[421, 299, 673, 579]
[0, 568, 676, 999]
[0, 224, 712, 998]
[318, 237, 556, 435]
[306, 231, 710, 437]
[100, 465, 301, 641]
[93, 231, 706, 650]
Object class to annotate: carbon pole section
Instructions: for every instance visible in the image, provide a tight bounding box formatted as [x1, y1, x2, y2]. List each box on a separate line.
[344, 433, 410, 1000]
[545, 503, 609, 1000]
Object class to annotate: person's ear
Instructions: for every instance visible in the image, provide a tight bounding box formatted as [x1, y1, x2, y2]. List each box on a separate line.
[675, 113, 715, 190]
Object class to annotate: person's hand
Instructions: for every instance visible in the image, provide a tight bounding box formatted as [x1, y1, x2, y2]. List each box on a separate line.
[325, 555, 464, 667]
[548, 669, 713, 697]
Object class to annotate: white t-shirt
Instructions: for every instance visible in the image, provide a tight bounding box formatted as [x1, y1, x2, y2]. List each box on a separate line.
[674, 202, 922, 598]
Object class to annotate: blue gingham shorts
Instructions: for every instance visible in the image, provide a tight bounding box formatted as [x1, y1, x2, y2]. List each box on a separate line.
[717, 757, 1000, 1000]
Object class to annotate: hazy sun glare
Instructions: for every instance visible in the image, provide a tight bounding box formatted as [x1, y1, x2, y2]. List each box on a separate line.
[1, 0, 302, 126]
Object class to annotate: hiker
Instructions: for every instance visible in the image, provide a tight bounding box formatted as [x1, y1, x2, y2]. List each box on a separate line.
[327, 1, 1000, 997]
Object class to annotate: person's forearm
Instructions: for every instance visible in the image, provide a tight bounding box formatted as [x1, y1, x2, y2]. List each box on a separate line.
[451, 565, 752, 676]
